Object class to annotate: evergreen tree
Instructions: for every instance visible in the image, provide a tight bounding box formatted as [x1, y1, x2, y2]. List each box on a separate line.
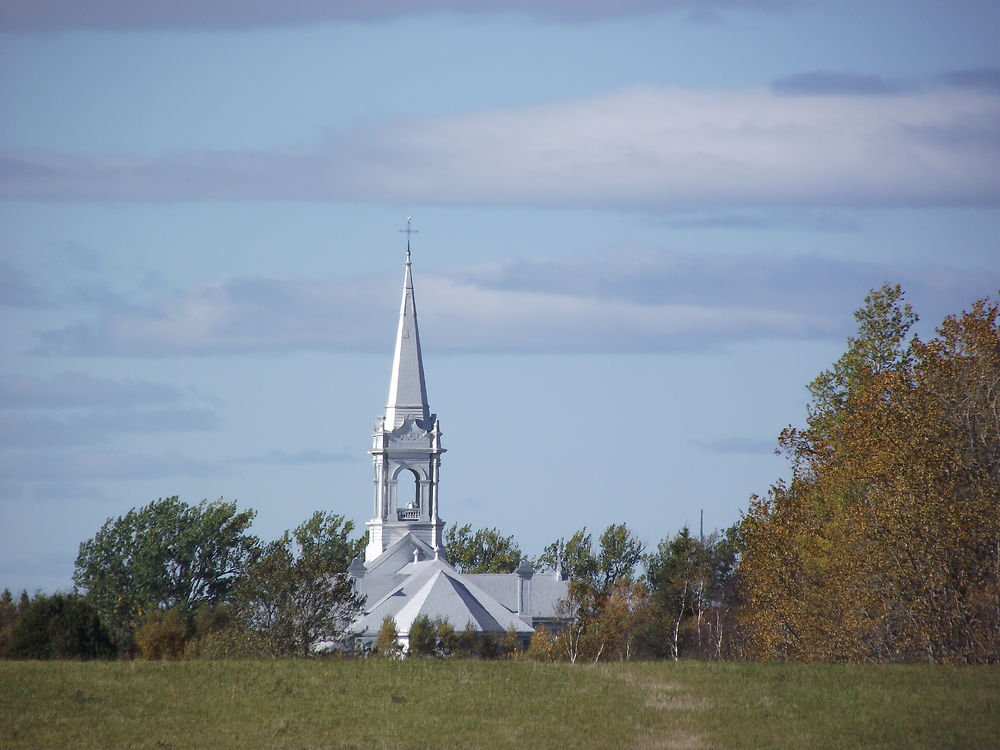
[0, 593, 114, 660]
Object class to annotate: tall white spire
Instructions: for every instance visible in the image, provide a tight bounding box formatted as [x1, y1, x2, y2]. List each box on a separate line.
[384, 239, 430, 430]
[366, 224, 445, 562]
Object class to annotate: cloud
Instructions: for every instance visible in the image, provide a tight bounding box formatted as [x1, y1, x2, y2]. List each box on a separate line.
[771, 71, 901, 96]
[230, 449, 359, 465]
[0, 251, 158, 314]
[29, 249, 999, 357]
[0, 0, 787, 31]
[35, 275, 396, 356]
[0, 479, 108, 504]
[30, 270, 833, 357]
[3, 86, 998, 210]
[0, 448, 216, 480]
[0, 408, 219, 447]
[0, 373, 218, 447]
[0, 372, 182, 409]
[0, 259, 46, 308]
[449, 250, 996, 323]
[658, 210, 860, 231]
[939, 67, 1000, 95]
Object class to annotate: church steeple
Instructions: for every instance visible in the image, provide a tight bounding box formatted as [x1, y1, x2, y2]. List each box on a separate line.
[384, 251, 430, 430]
[365, 224, 445, 563]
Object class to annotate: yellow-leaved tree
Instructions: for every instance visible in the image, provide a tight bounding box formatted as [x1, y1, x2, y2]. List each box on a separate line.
[739, 285, 999, 663]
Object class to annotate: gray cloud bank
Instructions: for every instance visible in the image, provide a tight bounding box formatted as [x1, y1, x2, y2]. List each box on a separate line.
[25, 250, 997, 358]
[229, 449, 359, 465]
[0, 0, 786, 31]
[0, 372, 181, 409]
[0, 372, 219, 451]
[771, 71, 903, 96]
[3, 86, 997, 210]
[0, 449, 215, 481]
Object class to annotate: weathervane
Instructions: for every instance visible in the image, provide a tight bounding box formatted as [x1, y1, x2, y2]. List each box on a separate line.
[399, 216, 418, 262]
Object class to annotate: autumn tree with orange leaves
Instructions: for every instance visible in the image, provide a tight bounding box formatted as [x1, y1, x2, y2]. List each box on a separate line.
[739, 284, 999, 663]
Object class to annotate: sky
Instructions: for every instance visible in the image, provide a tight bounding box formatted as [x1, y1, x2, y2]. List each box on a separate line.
[2, 0, 999, 594]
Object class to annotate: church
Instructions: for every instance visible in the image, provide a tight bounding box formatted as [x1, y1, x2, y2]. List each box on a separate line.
[347, 234, 568, 651]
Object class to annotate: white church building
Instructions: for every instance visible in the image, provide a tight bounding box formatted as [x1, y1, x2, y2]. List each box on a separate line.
[347, 238, 568, 651]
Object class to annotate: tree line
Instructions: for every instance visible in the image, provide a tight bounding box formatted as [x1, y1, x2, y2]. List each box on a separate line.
[2, 503, 370, 659]
[2, 285, 996, 664]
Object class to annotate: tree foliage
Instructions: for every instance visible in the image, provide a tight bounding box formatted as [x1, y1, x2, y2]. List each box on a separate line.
[233, 511, 365, 656]
[739, 286, 1000, 663]
[444, 523, 523, 573]
[540, 524, 647, 662]
[134, 608, 189, 660]
[645, 526, 738, 660]
[73, 496, 257, 647]
[596, 524, 645, 593]
[536, 528, 598, 583]
[374, 615, 402, 658]
[407, 614, 439, 657]
[0, 592, 115, 660]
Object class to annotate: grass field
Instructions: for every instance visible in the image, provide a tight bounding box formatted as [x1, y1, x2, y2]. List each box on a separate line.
[2, 659, 998, 749]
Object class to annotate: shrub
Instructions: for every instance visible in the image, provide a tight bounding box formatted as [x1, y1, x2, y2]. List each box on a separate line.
[373, 615, 402, 658]
[500, 624, 521, 657]
[135, 608, 190, 660]
[186, 627, 279, 659]
[525, 626, 557, 662]
[436, 619, 458, 657]
[0, 593, 115, 660]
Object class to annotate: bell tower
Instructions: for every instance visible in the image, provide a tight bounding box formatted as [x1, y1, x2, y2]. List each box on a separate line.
[365, 226, 445, 562]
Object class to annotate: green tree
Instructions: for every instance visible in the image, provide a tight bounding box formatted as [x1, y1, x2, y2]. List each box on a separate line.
[0, 593, 115, 660]
[646, 527, 700, 660]
[536, 528, 598, 584]
[73, 496, 257, 648]
[644, 526, 737, 660]
[407, 614, 439, 657]
[596, 524, 645, 593]
[444, 523, 522, 573]
[540, 524, 645, 662]
[0, 589, 17, 632]
[233, 511, 365, 656]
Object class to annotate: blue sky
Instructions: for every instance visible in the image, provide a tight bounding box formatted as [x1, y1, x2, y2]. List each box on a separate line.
[2, 0, 999, 593]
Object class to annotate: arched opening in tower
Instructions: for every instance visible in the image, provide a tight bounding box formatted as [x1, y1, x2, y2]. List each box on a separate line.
[399, 468, 420, 511]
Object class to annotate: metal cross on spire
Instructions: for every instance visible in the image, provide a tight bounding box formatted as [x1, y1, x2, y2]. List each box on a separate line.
[399, 216, 418, 263]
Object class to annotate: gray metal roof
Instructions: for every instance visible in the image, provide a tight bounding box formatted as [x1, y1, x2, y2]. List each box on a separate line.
[351, 533, 568, 638]
[353, 557, 534, 636]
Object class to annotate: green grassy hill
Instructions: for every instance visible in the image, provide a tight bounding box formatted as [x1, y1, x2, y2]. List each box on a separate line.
[2, 659, 997, 749]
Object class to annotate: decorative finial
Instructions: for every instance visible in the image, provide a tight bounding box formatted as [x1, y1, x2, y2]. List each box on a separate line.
[399, 216, 418, 263]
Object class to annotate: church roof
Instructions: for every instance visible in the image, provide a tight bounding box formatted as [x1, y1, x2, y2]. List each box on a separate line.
[463, 573, 570, 619]
[384, 252, 430, 430]
[353, 554, 534, 637]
